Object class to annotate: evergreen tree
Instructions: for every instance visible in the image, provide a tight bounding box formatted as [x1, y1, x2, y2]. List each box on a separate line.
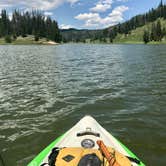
[1, 10, 9, 35]
[159, 0, 163, 8]
[162, 27, 166, 36]
[150, 23, 157, 41]
[103, 29, 108, 37]
[143, 30, 150, 44]
[156, 20, 162, 41]
[5, 35, 12, 43]
[109, 31, 114, 43]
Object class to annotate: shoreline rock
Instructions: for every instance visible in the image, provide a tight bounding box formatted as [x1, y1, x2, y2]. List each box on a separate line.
[42, 41, 58, 45]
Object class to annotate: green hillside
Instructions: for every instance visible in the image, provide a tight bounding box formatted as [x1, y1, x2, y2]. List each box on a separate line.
[61, 1, 166, 44]
[114, 18, 166, 44]
[61, 17, 166, 44]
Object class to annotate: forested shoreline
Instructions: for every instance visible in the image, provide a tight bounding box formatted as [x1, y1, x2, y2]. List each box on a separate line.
[0, 10, 61, 43]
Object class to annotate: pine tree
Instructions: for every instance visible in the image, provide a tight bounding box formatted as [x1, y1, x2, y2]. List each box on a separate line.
[159, 0, 163, 8]
[103, 29, 108, 37]
[1, 10, 9, 35]
[156, 20, 162, 41]
[150, 23, 157, 41]
[109, 31, 114, 43]
[5, 35, 12, 43]
[162, 27, 166, 36]
[143, 30, 150, 44]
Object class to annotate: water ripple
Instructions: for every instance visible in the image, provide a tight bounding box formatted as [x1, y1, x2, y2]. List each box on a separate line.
[0, 44, 166, 165]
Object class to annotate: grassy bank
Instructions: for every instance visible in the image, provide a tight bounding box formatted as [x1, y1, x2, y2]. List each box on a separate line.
[0, 35, 58, 45]
[113, 18, 166, 44]
[78, 18, 166, 45]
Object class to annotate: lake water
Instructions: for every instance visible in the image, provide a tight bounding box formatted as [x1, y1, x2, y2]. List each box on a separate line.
[0, 44, 165, 166]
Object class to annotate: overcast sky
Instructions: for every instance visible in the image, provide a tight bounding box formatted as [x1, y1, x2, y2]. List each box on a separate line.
[0, 0, 164, 29]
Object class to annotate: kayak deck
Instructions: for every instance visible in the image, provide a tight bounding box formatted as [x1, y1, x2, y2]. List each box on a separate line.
[28, 115, 145, 166]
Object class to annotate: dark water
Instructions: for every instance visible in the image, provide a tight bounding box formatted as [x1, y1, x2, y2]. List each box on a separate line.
[0, 44, 165, 166]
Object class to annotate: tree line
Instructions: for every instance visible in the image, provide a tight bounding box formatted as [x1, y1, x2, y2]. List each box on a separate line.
[143, 20, 166, 43]
[61, 28, 103, 43]
[0, 10, 61, 43]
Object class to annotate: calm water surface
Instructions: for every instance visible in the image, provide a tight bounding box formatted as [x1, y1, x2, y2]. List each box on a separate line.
[0, 44, 165, 166]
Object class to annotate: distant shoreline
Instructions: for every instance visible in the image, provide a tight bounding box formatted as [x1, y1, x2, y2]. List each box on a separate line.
[1, 42, 166, 45]
[0, 36, 166, 45]
[62, 41, 166, 45]
[0, 35, 59, 45]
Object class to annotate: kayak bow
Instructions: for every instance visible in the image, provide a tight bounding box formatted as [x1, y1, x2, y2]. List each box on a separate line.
[28, 115, 145, 166]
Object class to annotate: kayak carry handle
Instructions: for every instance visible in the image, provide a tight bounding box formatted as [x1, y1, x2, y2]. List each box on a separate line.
[77, 128, 100, 137]
[97, 140, 121, 166]
[77, 131, 100, 137]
